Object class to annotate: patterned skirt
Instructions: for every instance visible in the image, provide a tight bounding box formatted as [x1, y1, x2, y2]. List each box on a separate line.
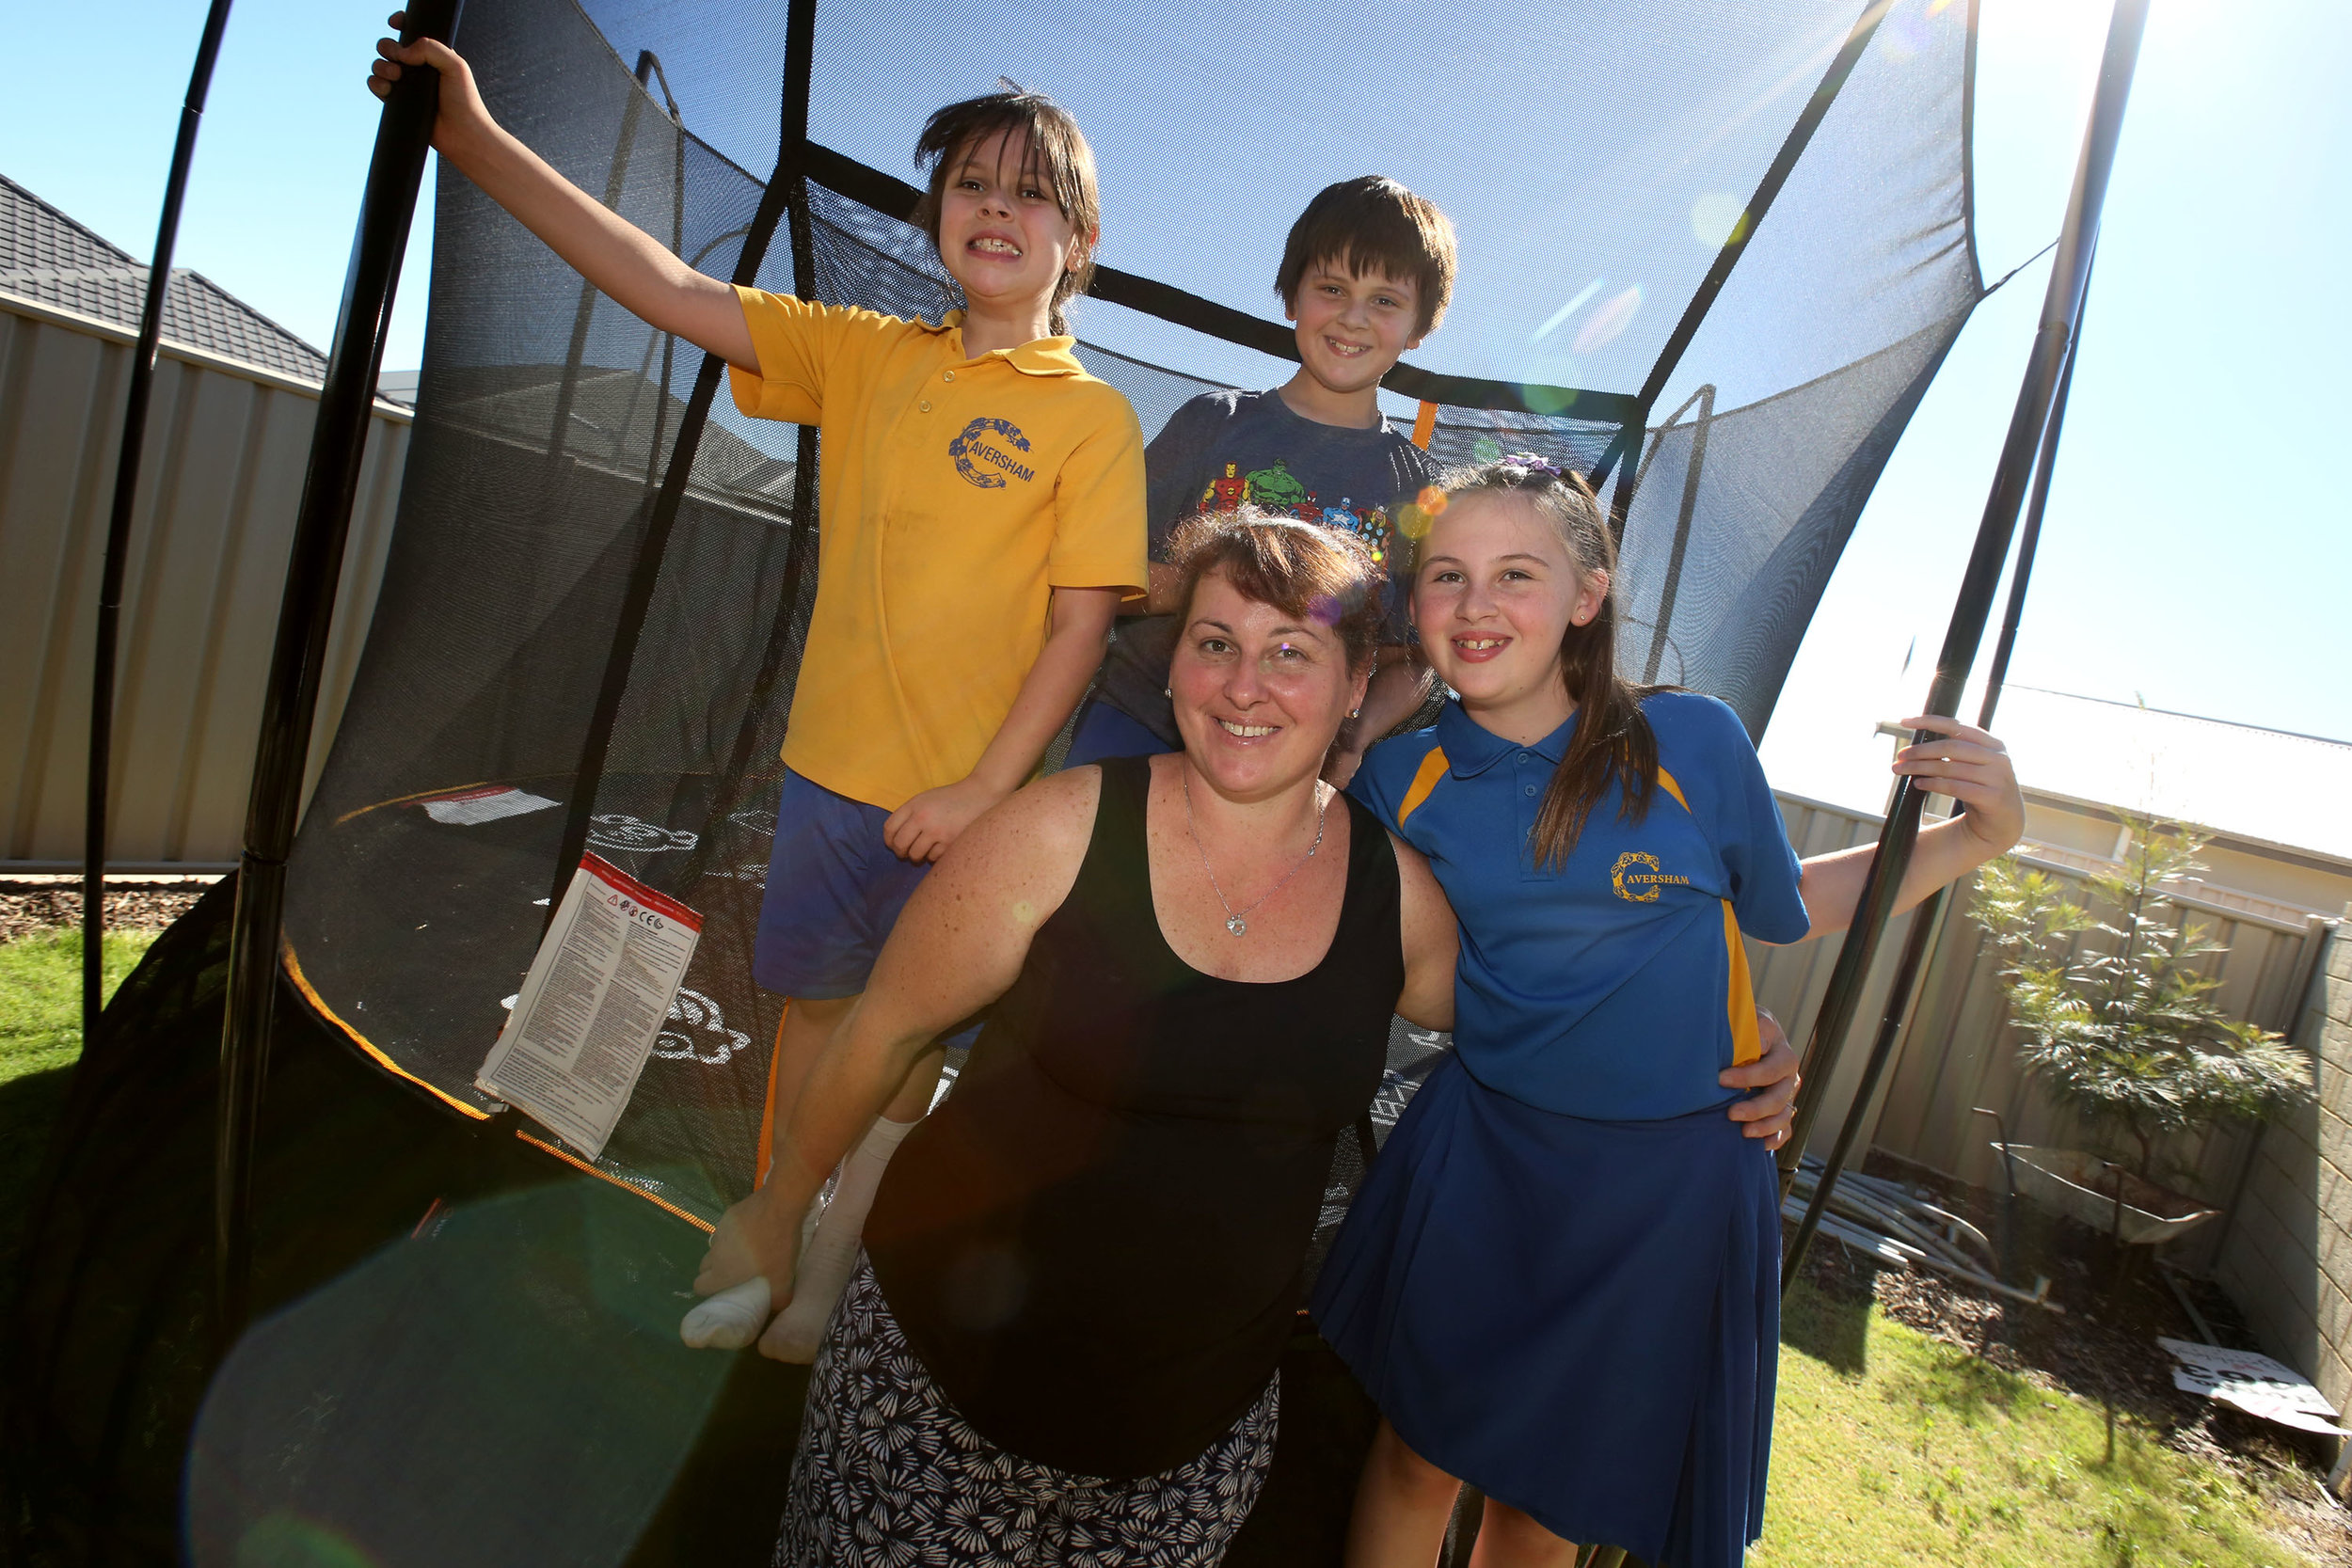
[775, 1256, 1279, 1568]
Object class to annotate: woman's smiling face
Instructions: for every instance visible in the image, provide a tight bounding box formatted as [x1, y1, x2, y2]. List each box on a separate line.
[1413, 489, 1608, 729]
[1169, 568, 1367, 800]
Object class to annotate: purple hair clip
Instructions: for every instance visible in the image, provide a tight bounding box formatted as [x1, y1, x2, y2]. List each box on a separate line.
[1496, 451, 1568, 482]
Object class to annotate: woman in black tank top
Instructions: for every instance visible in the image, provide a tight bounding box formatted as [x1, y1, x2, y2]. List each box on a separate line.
[695, 511, 1461, 1566]
[862, 751, 1398, 1478]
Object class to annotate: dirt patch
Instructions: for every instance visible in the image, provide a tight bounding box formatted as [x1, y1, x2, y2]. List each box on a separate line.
[1793, 1150, 2352, 1563]
[0, 879, 218, 943]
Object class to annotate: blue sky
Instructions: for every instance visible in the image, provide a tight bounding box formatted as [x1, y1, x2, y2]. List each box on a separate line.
[8, 0, 2346, 809]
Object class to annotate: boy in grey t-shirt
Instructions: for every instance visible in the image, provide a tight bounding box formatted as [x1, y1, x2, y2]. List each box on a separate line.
[1069, 177, 1456, 784]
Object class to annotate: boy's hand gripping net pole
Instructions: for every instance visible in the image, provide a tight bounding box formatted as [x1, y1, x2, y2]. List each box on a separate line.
[1774, 0, 2151, 1280]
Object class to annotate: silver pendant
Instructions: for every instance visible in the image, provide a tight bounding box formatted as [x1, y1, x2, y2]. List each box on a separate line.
[1226, 915, 1248, 937]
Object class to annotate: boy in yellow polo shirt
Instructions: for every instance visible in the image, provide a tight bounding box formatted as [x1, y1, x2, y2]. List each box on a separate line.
[373, 29, 1145, 1353]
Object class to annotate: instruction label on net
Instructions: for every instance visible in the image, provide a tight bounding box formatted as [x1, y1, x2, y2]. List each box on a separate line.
[477, 853, 701, 1160]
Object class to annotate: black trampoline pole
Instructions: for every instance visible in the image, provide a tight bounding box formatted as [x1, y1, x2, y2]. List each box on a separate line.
[1775, 0, 2150, 1269]
[215, 0, 459, 1339]
[82, 0, 235, 1042]
[1979, 250, 2093, 734]
[1781, 289, 2097, 1291]
[1776, 261, 2105, 1291]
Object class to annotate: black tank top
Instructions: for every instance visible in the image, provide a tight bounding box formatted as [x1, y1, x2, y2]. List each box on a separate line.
[864, 755, 1402, 1479]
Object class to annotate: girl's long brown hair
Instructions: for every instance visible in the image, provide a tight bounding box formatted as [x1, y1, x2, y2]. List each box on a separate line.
[1447, 461, 1660, 869]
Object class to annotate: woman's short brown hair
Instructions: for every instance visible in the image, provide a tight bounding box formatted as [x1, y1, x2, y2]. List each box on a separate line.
[912, 90, 1100, 337]
[1167, 506, 1388, 674]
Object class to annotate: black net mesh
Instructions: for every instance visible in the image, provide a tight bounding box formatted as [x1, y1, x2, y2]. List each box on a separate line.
[11, 0, 1986, 1558]
[278, 0, 1980, 1220]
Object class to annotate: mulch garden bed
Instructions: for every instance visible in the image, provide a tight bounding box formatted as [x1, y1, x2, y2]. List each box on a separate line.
[0, 878, 218, 943]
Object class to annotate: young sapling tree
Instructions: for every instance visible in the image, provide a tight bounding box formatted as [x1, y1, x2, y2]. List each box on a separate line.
[1970, 812, 2314, 1191]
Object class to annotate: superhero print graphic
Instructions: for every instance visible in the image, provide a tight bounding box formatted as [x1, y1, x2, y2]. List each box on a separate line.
[1204, 462, 1249, 511]
[1241, 459, 1309, 512]
[1195, 457, 1397, 565]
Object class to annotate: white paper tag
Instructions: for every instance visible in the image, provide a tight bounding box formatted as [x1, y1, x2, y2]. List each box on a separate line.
[421, 785, 561, 826]
[477, 853, 702, 1159]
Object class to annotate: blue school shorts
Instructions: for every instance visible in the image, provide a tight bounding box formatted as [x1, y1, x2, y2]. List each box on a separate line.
[754, 769, 933, 999]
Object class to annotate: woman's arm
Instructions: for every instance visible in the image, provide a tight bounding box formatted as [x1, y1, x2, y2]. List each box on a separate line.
[1797, 715, 2024, 939]
[1722, 1015, 1799, 1147]
[372, 20, 755, 369]
[694, 769, 1099, 1300]
[1391, 836, 1457, 1032]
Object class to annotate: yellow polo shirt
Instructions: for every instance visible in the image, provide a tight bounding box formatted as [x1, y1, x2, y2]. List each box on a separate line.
[728, 289, 1147, 811]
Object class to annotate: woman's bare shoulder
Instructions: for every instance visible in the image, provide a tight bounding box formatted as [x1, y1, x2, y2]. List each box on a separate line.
[938, 765, 1104, 891]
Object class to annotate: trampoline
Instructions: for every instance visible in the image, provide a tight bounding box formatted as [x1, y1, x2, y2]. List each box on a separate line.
[7, 0, 2133, 1560]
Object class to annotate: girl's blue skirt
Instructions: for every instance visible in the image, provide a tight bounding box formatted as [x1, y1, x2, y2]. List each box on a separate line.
[1311, 1053, 1779, 1568]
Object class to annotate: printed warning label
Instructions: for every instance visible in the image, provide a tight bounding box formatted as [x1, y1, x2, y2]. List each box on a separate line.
[477, 853, 701, 1158]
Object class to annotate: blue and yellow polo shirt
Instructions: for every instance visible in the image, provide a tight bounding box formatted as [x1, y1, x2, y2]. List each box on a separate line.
[1352, 692, 1809, 1120]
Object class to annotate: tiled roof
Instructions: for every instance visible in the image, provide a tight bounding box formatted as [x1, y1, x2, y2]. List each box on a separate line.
[0, 171, 328, 384]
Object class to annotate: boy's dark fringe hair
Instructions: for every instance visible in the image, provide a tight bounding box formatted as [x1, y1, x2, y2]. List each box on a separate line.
[1167, 506, 1388, 674]
[913, 89, 1100, 337]
[1444, 462, 1659, 868]
[1275, 176, 1458, 340]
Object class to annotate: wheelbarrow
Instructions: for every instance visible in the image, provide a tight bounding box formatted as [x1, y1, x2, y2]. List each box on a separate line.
[1975, 1111, 2218, 1246]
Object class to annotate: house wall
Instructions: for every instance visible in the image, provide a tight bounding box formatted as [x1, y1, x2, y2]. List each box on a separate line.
[0, 294, 409, 868]
[2214, 921, 2352, 1416]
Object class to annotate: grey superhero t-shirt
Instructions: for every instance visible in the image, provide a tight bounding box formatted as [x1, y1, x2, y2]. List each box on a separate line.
[1092, 388, 1438, 747]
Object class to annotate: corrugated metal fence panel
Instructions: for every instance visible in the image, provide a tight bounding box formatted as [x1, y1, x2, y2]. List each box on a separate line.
[1752, 790, 2332, 1234]
[0, 302, 408, 868]
[1747, 791, 1931, 1162]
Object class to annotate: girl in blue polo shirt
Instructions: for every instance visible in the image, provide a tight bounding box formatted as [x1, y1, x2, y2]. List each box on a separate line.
[1316, 457, 2022, 1568]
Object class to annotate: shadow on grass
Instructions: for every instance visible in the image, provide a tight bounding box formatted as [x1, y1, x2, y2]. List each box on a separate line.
[1781, 1275, 1870, 1376]
[0, 1062, 74, 1279]
[1889, 1340, 2029, 1426]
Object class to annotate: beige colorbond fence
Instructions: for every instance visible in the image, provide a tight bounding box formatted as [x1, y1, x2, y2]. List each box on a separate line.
[1754, 792, 2338, 1300]
[0, 293, 410, 870]
[1757, 791, 2350, 1411]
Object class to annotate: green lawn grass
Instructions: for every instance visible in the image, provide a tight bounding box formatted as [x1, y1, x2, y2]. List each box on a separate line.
[1761, 1280, 2311, 1567]
[0, 927, 156, 1277]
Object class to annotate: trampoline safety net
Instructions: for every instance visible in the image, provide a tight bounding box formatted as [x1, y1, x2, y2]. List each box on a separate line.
[8, 12, 1994, 1560]
[281, 0, 1982, 1227]
[11, 0, 1985, 1555]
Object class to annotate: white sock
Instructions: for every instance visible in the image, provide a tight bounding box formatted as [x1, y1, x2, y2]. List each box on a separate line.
[679, 1276, 770, 1350]
[763, 1115, 917, 1362]
[677, 1193, 819, 1351]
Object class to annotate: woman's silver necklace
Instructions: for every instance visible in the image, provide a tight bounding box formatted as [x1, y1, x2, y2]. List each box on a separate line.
[1180, 770, 1327, 937]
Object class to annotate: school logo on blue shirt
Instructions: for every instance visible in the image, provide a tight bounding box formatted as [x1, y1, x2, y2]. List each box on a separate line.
[949, 417, 1036, 488]
[1611, 850, 1690, 903]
